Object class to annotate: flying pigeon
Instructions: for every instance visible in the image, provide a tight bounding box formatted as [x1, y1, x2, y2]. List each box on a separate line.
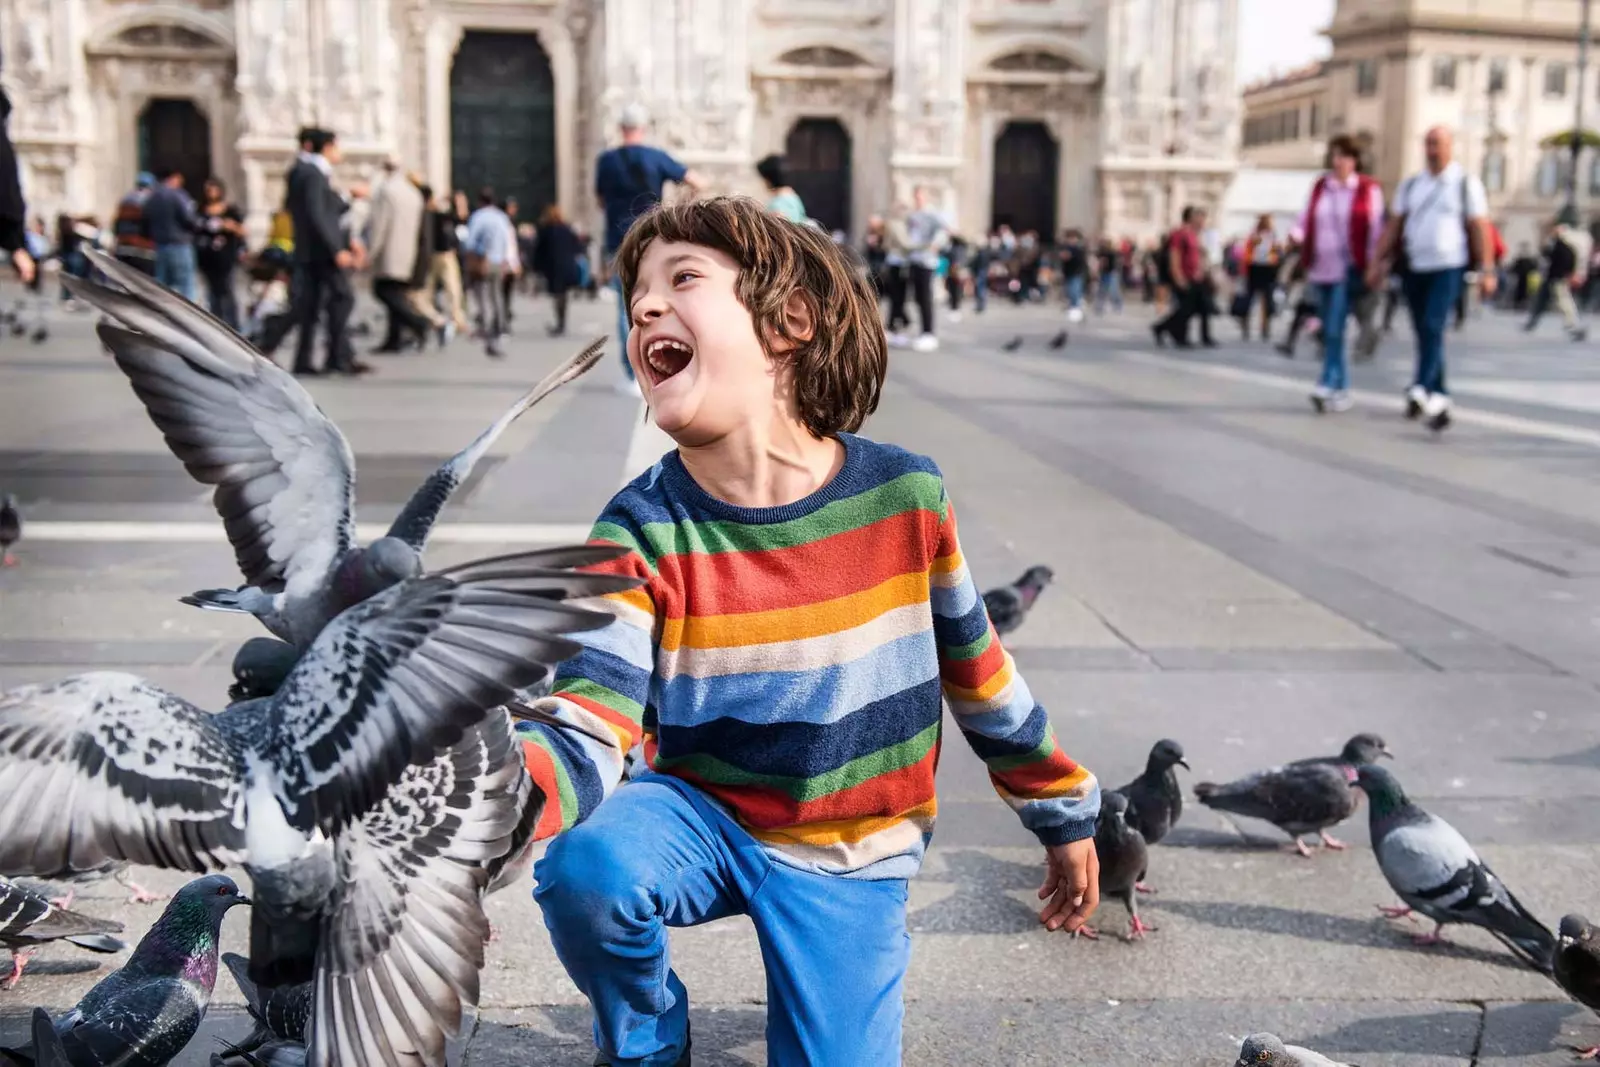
[981, 565, 1054, 637]
[0, 548, 635, 984]
[0, 493, 19, 567]
[64, 247, 607, 649]
[0, 875, 125, 988]
[1357, 765, 1556, 972]
[1234, 1032, 1358, 1066]
[1048, 329, 1068, 350]
[1, 875, 249, 1067]
[1554, 914, 1600, 1059]
[1194, 733, 1393, 856]
[1001, 335, 1023, 352]
[1076, 791, 1153, 941]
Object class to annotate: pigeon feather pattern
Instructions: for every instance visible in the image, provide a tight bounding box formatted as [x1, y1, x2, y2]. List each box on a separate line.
[29, 1008, 71, 1067]
[0, 876, 126, 988]
[65, 247, 606, 649]
[1234, 1032, 1359, 1066]
[224, 951, 311, 1047]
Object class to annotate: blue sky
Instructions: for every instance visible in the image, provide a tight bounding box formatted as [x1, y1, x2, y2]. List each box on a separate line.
[1236, 0, 1335, 86]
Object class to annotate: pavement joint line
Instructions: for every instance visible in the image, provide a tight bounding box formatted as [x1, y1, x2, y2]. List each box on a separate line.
[18, 521, 596, 544]
[1117, 348, 1600, 451]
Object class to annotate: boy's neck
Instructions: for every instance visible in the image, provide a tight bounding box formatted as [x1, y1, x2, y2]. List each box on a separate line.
[678, 416, 845, 510]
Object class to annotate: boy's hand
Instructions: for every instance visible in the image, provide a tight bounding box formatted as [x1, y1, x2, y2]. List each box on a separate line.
[1038, 838, 1099, 933]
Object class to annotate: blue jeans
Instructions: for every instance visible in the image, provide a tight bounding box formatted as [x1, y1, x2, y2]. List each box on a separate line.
[1403, 267, 1464, 395]
[153, 243, 197, 302]
[534, 775, 910, 1067]
[612, 271, 634, 380]
[1065, 274, 1085, 310]
[1096, 272, 1123, 313]
[1312, 267, 1364, 392]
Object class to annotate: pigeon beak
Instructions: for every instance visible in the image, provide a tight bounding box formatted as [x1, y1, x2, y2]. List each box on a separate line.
[1177, 758, 1191, 771]
[235, 893, 252, 906]
[1379, 747, 1394, 759]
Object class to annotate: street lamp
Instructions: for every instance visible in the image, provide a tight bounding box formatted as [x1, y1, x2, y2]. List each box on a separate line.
[1560, 0, 1592, 226]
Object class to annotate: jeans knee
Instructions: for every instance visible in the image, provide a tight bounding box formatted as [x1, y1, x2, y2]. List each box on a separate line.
[535, 823, 650, 935]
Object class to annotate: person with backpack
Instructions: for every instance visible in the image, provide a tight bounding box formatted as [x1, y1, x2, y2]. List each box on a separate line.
[595, 103, 706, 391]
[1367, 126, 1495, 432]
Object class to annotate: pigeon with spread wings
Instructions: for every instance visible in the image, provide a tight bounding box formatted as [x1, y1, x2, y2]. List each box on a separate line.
[64, 246, 606, 650]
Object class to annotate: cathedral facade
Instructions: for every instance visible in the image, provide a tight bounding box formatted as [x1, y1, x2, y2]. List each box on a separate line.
[2, 0, 1240, 245]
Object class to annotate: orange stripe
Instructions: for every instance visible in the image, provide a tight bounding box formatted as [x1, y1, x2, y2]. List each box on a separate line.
[520, 740, 565, 839]
[747, 797, 939, 847]
[659, 571, 930, 651]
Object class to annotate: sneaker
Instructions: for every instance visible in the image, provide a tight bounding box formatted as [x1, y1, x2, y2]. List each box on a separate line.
[1328, 391, 1354, 413]
[1404, 384, 1427, 419]
[887, 331, 911, 349]
[485, 343, 505, 359]
[1423, 391, 1452, 432]
[1309, 383, 1333, 414]
[1067, 306, 1084, 324]
[912, 333, 939, 352]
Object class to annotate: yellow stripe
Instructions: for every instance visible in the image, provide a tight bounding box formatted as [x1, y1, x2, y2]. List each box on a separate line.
[659, 571, 929, 652]
[929, 550, 964, 576]
[747, 798, 939, 847]
[943, 660, 1015, 704]
[997, 766, 1095, 802]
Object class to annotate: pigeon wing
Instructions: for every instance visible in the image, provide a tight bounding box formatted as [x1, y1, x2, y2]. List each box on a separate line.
[386, 336, 607, 551]
[30, 1007, 72, 1067]
[223, 952, 312, 1044]
[310, 713, 528, 1067]
[1375, 814, 1479, 906]
[58, 977, 207, 1067]
[0, 877, 124, 945]
[265, 546, 640, 834]
[0, 673, 247, 876]
[1199, 764, 1354, 833]
[69, 252, 355, 602]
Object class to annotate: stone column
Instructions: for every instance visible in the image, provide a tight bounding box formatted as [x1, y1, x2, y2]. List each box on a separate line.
[889, 0, 969, 219]
[3, 0, 94, 224]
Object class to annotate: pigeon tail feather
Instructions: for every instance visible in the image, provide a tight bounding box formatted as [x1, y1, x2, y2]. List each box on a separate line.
[182, 587, 276, 615]
[61, 933, 126, 954]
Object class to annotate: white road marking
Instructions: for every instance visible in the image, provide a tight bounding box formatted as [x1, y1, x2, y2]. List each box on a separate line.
[620, 398, 676, 489]
[1118, 349, 1600, 451]
[22, 521, 595, 544]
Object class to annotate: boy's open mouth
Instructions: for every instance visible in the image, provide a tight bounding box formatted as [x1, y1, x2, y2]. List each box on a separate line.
[643, 337, 694, 385]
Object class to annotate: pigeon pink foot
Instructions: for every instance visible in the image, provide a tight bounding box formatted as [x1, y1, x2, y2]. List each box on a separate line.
[1574, 1045, 1599, 1060]
[1, 555, 16, 567]
[5, 949, 36, 990]
[1071, 925, 1101, 941]
[1134, 881, 1158, 895]
[1410, 924, 1448, 946]
[48, 889, 74, 910]
[1290, 837, 1315, 858]
[1126, 915, 1158, 940]
[1377, 904, 1416, 921]
[1318, 831, 1348, 850]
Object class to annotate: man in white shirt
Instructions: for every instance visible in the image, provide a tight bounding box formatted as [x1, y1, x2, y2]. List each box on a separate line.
[1368, 126, 1495, 431]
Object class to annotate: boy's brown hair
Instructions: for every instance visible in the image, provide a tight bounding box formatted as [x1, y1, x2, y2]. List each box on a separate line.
[614, 196, 887, 438]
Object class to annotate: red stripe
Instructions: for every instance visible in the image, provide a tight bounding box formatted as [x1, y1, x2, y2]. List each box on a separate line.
[940, 635, 1009, 690]
[992, 751, 1083, 796]
[520, 739, 566, 840]
[664, 746, 938, 829]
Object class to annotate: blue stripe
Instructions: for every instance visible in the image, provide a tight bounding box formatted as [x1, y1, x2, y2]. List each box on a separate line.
[656, 629, 939, 728]
[933, 595, 991, 650]
[527, 716, 613, 820]
[945, 672, 1034, 737]
[653, 678, 943, 778]
[559, 610, 652, 669]
[930, 574, 979, 620]
[959, 703, 1051, 761]
[555, 644, 650, 708]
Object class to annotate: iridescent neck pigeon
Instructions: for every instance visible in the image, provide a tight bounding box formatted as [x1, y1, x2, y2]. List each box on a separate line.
[65, 246, 605, 649]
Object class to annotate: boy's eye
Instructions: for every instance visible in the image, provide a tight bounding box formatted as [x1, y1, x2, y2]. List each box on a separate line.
[671, 270, 698, 286]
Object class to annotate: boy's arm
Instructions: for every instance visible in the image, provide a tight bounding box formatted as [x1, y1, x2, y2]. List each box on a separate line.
[930, 489, 1100, 846]
[516, 528, 656, 841]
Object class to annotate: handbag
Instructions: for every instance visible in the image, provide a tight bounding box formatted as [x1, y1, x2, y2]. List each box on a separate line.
[462, 250, 488, 281]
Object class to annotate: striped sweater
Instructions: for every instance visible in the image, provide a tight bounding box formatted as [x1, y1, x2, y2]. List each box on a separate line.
[516, 434, 1099, 879]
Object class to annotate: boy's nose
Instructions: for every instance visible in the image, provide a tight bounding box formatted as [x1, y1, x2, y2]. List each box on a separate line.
[631, 295, 667, 328]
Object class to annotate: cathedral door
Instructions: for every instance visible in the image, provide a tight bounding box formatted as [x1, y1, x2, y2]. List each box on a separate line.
[990, 121, 1058, 239]
[137, 99, 211, 202]
[450, 32, 557, 216]
[785, 118, 851, 234]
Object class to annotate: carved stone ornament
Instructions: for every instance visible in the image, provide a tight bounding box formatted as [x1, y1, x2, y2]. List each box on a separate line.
[778, 46, 869, 69]
[989, 50, 1076, 74]
[115, 24, 220, 51]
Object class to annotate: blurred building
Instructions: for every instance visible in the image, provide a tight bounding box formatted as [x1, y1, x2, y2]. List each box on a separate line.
[1, 0, 1240, 245]
[1238, 0, 1598, 249]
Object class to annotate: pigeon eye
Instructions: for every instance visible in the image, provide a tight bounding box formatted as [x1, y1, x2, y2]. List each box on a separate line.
[216, 886, 229, 896]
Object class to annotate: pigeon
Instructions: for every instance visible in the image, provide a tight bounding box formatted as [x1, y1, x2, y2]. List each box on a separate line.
[228, 638, 303, 704]
[1001, 335, 1023, 352]
[0, 493, 19, 567]
[1048, 329, 1068, 349]
[981, 565, 1054, 637]
[1234, 1032, 1358, 1066]
[1554, 914, 1600, 1058]
[0, 875, 126, 988]
[1, 875, 249, 1067]
[1117, 738, 1190, 846]
[222, 951, 309, 1050]
[0, 547, 637, 993]
[25, 1008, 71, 1067]
[1357, 764, 1556, 972]
[1194, 733, 1393, 856]
[64, 247, 607, 649]
[1076, 791, 1153, 941]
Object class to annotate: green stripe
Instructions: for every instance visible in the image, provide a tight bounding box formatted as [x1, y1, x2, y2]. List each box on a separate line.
[944, 630, 992, 662]
[520, 730, 580, 830]
[624, 472, 943, 565]
[983, 734, 1057, 775]
[653, 722, 939, 802]
[588, 523, 653, 573]
[558, 678, 645, 727]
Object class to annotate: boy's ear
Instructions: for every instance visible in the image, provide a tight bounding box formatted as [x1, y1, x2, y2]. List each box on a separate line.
[778, 291, 815, 346]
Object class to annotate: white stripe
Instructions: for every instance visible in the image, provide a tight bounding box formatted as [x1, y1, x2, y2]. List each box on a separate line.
[1117, 349, 1600, 451]
[22, 521, 594, 544]
[620, 399, 676, 489]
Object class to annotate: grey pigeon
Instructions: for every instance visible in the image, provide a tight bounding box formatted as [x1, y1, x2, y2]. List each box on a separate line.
[1235, 1032, 1358, 1066]
[2, 875, 249, 1067]
[0, 493, 18, 567]
[981, 565, 1054, 637]
[1000, 335, 1023, 352]
[1194, 733, 1392, 856]
[1048, 329, 1068, 349]
[221, 952, 310, 1049]
[1554, 914, 1600, 1057]
[227, 638, 302, 705]
[1358, 765, 1556, 972]
[0, 547, 636, 997]
[0, 875, 125, 988]
[1077, 791, 1153, 941]
[65, 247, 606, 649]
[1117, 738, 1189, 846]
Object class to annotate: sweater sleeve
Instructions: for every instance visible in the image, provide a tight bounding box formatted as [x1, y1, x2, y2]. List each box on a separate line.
[516, 519, 658, 841]
[929, 486, 1100, 846]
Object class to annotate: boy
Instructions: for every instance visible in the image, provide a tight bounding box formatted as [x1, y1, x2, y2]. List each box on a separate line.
[517, 197, 1100, 1067]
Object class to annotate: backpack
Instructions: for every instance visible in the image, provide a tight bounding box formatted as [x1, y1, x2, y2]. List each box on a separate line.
[1156, 232, 1175, 285]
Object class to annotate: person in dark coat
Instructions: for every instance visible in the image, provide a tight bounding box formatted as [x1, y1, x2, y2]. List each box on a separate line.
[0, 87, 35, 285]
[283, 128, 365, 376]
[532, 203, 582, 336]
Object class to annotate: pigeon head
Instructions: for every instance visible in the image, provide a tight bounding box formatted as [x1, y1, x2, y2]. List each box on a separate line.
[1235, 1033, 1291, 1066]
[1100, 789, 1131, 821]
[360, 537, 424, 592]
[1340, 732, 1393, 765]
[1019, 565, 1055, 590]
[1354, 764, 1408, 814]
[169, 874, 251, 927]
[1147, 738, 1190, 772]
[1, 492, 15, 510]
[228, 637, 301, 704]
[1559, 913, 1594, 946]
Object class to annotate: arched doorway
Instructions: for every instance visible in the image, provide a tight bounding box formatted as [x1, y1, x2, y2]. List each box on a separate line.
[990, 121, 1058, 238]
[784, 118, 851, 233]
[450, 32, 556, 217]
[137, 99, 211, 202]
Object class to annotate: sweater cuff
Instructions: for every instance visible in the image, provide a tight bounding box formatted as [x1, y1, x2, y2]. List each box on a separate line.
[1032, 815, 1097, 847]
